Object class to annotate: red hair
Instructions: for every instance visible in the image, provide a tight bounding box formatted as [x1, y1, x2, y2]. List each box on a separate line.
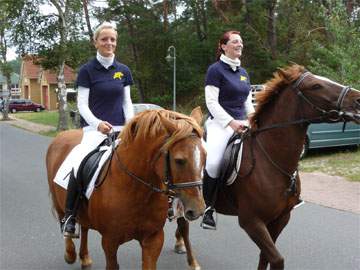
[216, 30, 241, 60]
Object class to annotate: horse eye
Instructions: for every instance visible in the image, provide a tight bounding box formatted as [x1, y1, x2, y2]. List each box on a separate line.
[311, 84, 322, 90]
[174, 158, 186, 166]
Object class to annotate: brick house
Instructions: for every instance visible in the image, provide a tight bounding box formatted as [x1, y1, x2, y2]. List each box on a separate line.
[19, 55, 76, 110]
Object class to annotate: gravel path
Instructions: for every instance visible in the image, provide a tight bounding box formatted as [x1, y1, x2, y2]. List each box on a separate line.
[4, 116, 360, 214]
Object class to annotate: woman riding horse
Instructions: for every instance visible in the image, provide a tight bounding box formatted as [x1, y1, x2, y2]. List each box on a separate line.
[174, 64, 360, 270]
[47, 108, 206, 269]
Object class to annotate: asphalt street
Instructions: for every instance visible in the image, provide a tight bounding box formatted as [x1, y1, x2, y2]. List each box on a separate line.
[1, 122, 359, 270]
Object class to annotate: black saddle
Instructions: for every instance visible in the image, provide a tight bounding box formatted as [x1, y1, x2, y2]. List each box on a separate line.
[218, 132, 244, 186]
[76, 133, 118, 191]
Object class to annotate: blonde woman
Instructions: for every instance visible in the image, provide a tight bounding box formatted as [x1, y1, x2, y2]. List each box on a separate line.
[55, 22, 134, 237]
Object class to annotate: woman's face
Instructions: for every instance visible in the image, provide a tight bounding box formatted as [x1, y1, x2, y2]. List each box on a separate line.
[221, 33, 243, 60]
[94, 28, 117, 57]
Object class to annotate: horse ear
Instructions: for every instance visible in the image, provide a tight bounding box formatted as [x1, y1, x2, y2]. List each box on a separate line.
[160, 113, 178, 134]
[190, 106, 203, 126]
[277, 67, 287, 79]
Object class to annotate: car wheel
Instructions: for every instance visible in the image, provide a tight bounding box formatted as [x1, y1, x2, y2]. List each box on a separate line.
[300, 137, 309, 159]
[11, 108, 16, 113]
[35, 107, 40, 112]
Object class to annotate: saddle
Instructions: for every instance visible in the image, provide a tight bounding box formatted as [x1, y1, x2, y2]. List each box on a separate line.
[218, 132, 245, 186]
[76, 135, 116, 193]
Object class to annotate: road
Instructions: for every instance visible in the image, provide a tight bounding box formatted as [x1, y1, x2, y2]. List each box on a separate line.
[1, 122, 359, 270]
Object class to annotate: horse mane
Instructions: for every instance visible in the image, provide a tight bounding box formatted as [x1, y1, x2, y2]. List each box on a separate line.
[120, 109, 203, 151]
[250, 64, 306, 128]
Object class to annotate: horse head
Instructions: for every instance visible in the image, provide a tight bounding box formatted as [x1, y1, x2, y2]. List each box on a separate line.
[155, 107, 206, 221]
[252, 65, 360, 129]
[120, 107, 206, 221]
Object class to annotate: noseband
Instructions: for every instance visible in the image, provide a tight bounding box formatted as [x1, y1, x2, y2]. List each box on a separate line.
[113, 134, 202, 196]
[294, 71, 353, 122]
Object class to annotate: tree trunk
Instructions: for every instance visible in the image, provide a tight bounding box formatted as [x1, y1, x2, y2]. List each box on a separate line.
[266, 0, 277, 59]
[163, 0, 169, 32]
[56, 61, 68, 130]
[0, 26, 11, 120]
[124, 12, 145, 102]
[82, 0, 93, 41]
[51, 0, 69, 130]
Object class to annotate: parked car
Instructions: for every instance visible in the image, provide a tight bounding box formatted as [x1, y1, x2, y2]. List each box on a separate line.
[8, 99, 45, 113]
[133, 103, 163, 114]
[251, 85, 360, 158]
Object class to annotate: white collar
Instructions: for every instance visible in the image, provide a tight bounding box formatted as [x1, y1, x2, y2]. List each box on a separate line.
[220, 54, 241, 71]
[96, 51, 115, 69]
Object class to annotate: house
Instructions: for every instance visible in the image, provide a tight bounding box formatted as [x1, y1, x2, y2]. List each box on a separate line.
[0, 72, 21, 99]
[19, 55, 76, 110]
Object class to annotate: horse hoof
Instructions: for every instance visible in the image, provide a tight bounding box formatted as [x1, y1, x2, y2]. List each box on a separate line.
[64, 252, 77, 264]
[189, 261, 201, 270]
[174, 243, 186, 254]
[81, 256, 93, 269]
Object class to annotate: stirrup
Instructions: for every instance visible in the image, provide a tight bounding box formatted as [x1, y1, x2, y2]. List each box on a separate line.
[200, 207, 217, 230]
[293, 198, 305, 209]
[61, 215, 80, 239]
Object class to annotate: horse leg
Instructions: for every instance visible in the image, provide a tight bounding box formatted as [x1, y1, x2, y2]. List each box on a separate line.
[79, 226, 93, 269]
[140, 229, 164, 270]
[175, 217, 201, 270]
[64, 237, 77, 264]
[101, 235, 120, 270]
[240, 218, 284, 270]
[258, 213, 291, 270]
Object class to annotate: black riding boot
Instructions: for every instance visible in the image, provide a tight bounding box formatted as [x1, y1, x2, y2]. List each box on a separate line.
[201, 171, 218, 230]
[62, 170, 80, 238]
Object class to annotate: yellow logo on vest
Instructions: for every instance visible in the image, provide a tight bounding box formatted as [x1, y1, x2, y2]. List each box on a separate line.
[113, 72, 124, 80]
[240, 75, 247, 81]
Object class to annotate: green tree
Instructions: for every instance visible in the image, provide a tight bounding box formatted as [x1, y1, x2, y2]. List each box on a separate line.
[309, 2, 360, 88]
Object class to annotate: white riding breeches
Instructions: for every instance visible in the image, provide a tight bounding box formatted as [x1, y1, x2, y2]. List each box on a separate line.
[205, 118, 235, 178]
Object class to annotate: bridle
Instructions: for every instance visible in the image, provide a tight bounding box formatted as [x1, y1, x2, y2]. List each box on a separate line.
[244, 71, 356, 194]
[252, 71, 355, 135]
[112, 134, 203, 196]
[293, 71, 353, 122]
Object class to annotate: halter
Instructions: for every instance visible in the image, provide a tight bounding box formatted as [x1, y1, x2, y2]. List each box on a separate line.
[112, 134, 203, 196]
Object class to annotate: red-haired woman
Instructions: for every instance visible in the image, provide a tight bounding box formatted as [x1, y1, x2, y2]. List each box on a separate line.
[201, 31, 254, 230]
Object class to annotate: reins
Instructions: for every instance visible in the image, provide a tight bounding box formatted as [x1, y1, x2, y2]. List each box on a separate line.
[110, 133, 202, 196]
[239, 71, 355, 194]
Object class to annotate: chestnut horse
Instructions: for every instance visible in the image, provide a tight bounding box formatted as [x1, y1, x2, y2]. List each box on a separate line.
[46, 108, 206, 270]
[174, 65, 360, 269]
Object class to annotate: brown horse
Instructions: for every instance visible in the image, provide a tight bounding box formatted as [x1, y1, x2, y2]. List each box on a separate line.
[174, 65, 360, 269]
[46, 108, 206, 270]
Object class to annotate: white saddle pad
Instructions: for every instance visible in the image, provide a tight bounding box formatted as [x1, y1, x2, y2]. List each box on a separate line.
[53, 138, 119, 199]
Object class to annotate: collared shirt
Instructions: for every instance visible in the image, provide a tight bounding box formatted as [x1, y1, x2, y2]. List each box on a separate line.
[76, 58, 133, 127]
[205, 60, 251, 120]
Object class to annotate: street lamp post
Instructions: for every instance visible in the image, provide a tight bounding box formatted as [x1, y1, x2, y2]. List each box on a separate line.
[165, 45, 176, 111]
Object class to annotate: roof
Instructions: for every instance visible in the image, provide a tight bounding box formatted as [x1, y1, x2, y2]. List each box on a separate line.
[21, 55, 76, 84]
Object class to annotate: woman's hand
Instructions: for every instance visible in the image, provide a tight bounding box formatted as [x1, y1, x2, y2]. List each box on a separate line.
[98, 121, 113, 134]
[229, 119, 248, 133]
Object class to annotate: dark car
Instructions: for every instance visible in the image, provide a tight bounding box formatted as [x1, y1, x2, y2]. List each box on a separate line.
[8, 99, 45, 113]
[251, 85, 360, 158]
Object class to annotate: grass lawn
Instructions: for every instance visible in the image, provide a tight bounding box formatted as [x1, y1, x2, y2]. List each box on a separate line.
[299, 146, 360, 182]
[14, 111, 58, 127]
[14, 111, 359, 181]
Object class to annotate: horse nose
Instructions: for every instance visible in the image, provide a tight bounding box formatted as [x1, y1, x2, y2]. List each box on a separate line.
[185, 209, 200, 221]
